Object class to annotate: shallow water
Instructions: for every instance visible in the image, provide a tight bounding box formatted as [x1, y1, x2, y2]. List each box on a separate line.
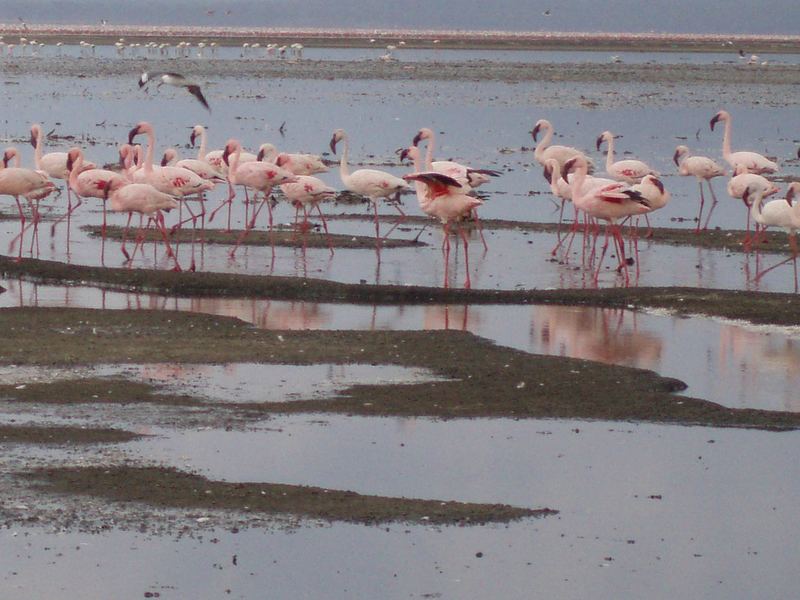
[3, 280, 800, 412]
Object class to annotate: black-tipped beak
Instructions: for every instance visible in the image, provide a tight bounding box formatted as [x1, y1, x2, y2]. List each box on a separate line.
[256, 148, 265, 161]
[128, 126, 141, 144]
[160, 153, 169, 167]
[412, 131, 423, 147]
[66, 153, 74, 172]
[652, 177, 665, 195]
[399, 148, 410, 162]
[190, 131, 197, 147]
[531, 124, 541, 141]
[796, 147, 800, 160]
[673, 150, 681, 167]
[787, 186, 795, 206]
[595, 136, 603, 151]
[543, 163, 552, 183]
[561, 157, 576, 181]
[222, 145, 231, 166]
[329, 135, 338, 155]
[29, 131, 36, 148]
[710, 114, 720, 131]
[742, 187, 751, 206]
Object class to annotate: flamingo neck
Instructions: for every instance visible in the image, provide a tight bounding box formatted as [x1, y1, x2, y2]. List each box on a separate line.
[721, 117, 733, 161]
[228, 144, 241, 182]
[423, 133, 435, 170]
[568, 163, 587, 205]
[197, 128, 207, 160]
[68, 152, 82, 192]
[604, 135, 615, 172]
[338, 135, 351, 181]
[33, 128, 43, 171]
[534, 123, 553, 161]
[749, 189, 766, 226]
[143, 128, 155, 175]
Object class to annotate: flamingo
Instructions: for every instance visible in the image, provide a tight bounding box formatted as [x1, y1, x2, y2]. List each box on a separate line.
[63, 147, 128, 243]
[329, 128, 408, 249]
[673, 145, 727, 232]
[257, 143, 328, 175]
[630, 174, 670, 237]
[280, 176, 337, 254]
[596, 131, 659, 184]
[403, 170, 482, 289]
[562, 155, 650, 283]
[161, 147, 225, 183]
[1, 149, 57, 259]
[531, 119, 594, 171]
[744, 180, 800, 289]
[138, 71, 211, 111]
[221, 138, 298, 256]
[728, 167, 780, 248]
[105, 177, 181, 271]
[710, 110, 778, 174]
[128, 122, 214, 259]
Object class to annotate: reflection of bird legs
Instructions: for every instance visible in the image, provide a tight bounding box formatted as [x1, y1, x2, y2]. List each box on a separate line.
[753, 233, 799, 291]
[701, 182, 720, 231]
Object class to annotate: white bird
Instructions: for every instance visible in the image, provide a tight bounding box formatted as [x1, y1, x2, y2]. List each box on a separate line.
[709, 110, 778, 174]
[330, 128, 408, 247]
[596, 131, 658, 183]
[412, 127, 501, 191]
[531, 119, 593, 172]
[673, 145, 726, 232]
[257, 143, 328, 175]
[139, 71, 211, 111]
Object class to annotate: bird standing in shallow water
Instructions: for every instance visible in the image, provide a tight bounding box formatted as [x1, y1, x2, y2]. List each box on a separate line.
[139, 71, 211, 111]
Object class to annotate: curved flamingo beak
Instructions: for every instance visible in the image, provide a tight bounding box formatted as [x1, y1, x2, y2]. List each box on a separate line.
[190, 130, 197, 147]
[160, 153, 169, 167]
[412, 131, 424, 146]
[276, 154, 289, 168]
[399, 148, 410, 162]
[222, 144, 231, 166]
[29, 130, 37, 148]
[561, 157, 577, 181]
[595, 135, 604, 151]
[672, 149, 682, 167]
[796, 147, 800, 160]
[710, 113, 721, 131]
[329, 135, 338, 155]
[256, 147, 266, 161]
[787, 186, 795, 207]
[531, 123, 541, 141]
[66, 152, 74, 172]
[651, 177, 665, 195]
[742, 186, 752, 207]
[128, 125, 142, 144]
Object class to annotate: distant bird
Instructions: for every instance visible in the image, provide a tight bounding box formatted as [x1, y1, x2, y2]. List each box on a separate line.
[138, 71, 211, 111]
[673, 145, 726, 232]
[710, 110, 778, 174]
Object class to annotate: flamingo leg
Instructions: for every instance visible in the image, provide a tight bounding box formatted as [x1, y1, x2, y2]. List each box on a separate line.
[695, 180, 705, 233]
[156, 211, 181, 271]
[458, 223, 471, 289]
[471, 209, 488, 251]
[208, 180, 236, 229]
[120, 212, 134, 260]
[702, 182, 720, 231]
[9, 196, 27, 260]
[50, 197, 83, 236]
[230, 194, 267, 257]
[442, 222, 451, 289]
[594, 224, 612, 282]
[315, 203, 334, 255]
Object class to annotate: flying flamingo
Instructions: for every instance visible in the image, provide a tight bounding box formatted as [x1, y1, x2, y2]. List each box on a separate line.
[257, 143, 328, 175]
[1, 149, 57, 260]
[104, 177, 181, 271]
[280, 176, 337, 254]
[220, 138, 298, 256]
[532, 119, 594, 171]
[710, 110, 778, 174]
[596, 131, 659, 184]
[673, 145, 727, 232]
[562, 155, 650, 284]
[744, 180, 800, 290]
[402, 160, 483, 289]
[329, 128, 408, 250]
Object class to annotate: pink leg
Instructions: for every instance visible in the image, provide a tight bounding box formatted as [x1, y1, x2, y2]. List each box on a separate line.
[156, 211, 181, 271]
[50, 197, 83, 236]
[315, 203, 334, 255]
[442, 223, 451, 289]
[120, 212, 134, 260]
[471, 209, 488, 251]
[458, 223, 471, 289]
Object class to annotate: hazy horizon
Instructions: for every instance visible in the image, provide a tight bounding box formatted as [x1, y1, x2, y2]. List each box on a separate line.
[0, 0, 798, 35]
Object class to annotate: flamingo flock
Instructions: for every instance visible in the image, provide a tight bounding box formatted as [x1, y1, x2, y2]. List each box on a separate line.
[0, 110, 796, 289]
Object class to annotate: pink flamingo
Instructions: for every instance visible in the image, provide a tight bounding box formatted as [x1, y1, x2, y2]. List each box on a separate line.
[673, 145, 727, 232]
[710, 110, 778, 174]
[728, 167, 780, 248]
[161, 148, 225, 183]
[403, 169, 483, 289]
[257, 143, 328, 175]
[562, 155, 651, 283]
[596, 131, 659, 183]
[105, 177, 181, 271]
[280, 175, 337, 254]
[532, 119, 594, 171]
[330, 128, 408, 249]
[412, 127, 497, 250]
[1, 149, 57, 259]
[221, 138, 298, 256]
[745, 180, 800, 290]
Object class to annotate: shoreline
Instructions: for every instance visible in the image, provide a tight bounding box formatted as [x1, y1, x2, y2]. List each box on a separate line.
[1, 24, 800, 52]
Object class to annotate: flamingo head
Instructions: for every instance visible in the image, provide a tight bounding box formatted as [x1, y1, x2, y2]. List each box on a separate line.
[329, 129, 345, 154]
[561, 156, 584, 181]
[709, 111, 727, 131]
[189, 128, 198, 147]
[531, 119, 548, 142]
[128, 121, 151, 144]
[399, 146, 418, 163]
[222, 139, 239, 166]
[787, 183, 800, 207]
[595, 132, 612, 151]
[3, 148, 14, 168]
[647, 176, 665, 195]
[161, 148, 176, 167]
[673, 145, 688, 167]
[412, 128, 432, 147]
[257, 143, 277, 162]
[29, 124, 41, 148]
